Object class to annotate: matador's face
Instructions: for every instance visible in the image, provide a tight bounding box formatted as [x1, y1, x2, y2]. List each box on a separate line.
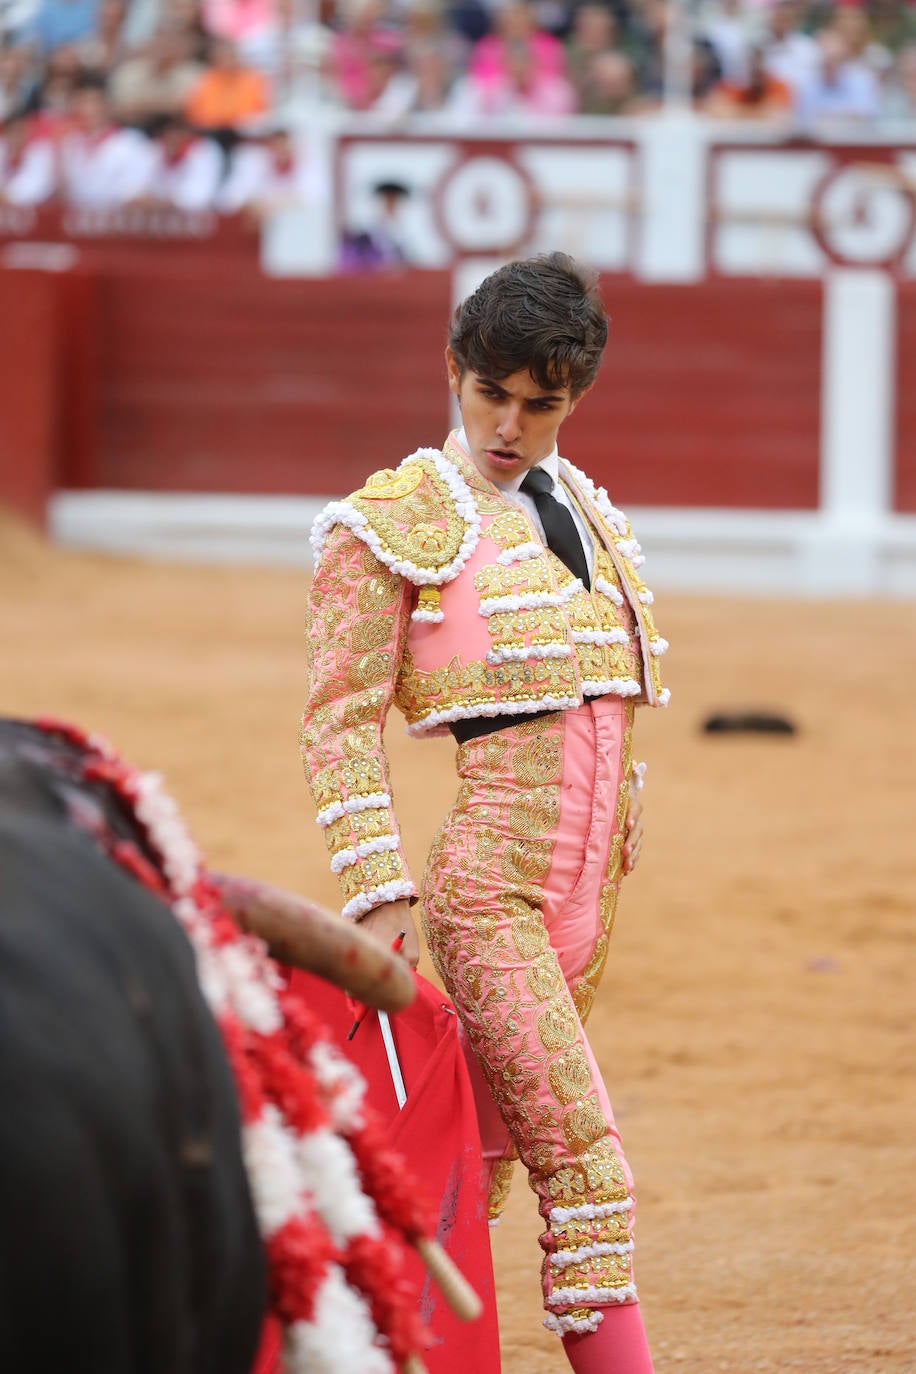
[445, 348, 585, 487]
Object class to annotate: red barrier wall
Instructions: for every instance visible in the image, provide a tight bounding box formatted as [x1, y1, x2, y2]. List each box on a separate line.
[578, 278, 822, 509]
[91, 270, 452, 496]
[895, 283, 916, 513]
[0, 272, 59, 525]
[0, 258, 825, 513]
[76, 271, 825, 508]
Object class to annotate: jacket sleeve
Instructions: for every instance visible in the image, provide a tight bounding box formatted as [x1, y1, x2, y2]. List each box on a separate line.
[299, 521, 417, 920]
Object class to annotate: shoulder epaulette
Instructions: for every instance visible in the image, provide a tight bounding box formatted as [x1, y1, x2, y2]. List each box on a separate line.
[310, 448, 481, 587]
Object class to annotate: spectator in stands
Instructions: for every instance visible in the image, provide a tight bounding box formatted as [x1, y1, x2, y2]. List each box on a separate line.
[576, 47, 638, 114]
[444, 0, 489, 47]
[701, 0, 754, 83]
[230, 0, 332, 86]
[472, 31, 575, 113]
[0, 104, 54, 200]
[703, 41, 793, 118]
[690, 34, 723, 102]
[564, 4, 617, 93]
[797, 28, 881, 125]
[369, 38, 457, 116]
[218, 120, 325, 216]
[831, 3, 892, 84]
[163, 0, 211, 62]
[202, 0, 274, 48]
[75, 0, 124, 69]
[868, 0, 916, 61]
[59, 70, 154, 205]
[880, 40, 916, 119]
[464, 0, 574, 114]
[762, 0, 819, 98]
[467, 0, 566, 95]
[400, 0, 467, 89]
[328, 0, 403, 109]
[184, 35, 269, 129]
[137, 111, 223, 207]
[33, 41, 82, 129]
[1, 0, 41, 44]
[361, 41, 404, 108]
[622, 0, 674, 101]
[26, 0, 101, 52]
[109, 21, 205, 124]
[0, 37, 39, 117]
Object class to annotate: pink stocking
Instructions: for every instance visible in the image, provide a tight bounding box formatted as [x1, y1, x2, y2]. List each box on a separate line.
[561, 1304, 654, 1374]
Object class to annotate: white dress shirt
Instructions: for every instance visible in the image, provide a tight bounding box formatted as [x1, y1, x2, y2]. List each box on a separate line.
[456, 427, 595, 580]
[143, 137, 224, 211]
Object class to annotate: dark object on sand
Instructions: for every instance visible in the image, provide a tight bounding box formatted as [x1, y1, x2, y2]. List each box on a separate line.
[702, 711, 798, 735]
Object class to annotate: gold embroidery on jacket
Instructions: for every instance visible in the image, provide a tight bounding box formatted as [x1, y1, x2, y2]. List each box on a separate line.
[349, 454, 467, 574]
[489, 508, 535, 550]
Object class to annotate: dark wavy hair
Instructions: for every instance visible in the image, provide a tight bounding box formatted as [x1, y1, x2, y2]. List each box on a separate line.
[447, 252, 608, 398]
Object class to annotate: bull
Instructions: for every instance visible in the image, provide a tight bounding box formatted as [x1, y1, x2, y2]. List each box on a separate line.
[0, 717, 432, 1374]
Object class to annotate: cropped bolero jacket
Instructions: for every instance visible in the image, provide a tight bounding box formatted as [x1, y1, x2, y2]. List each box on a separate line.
[300, 431, 669, 919]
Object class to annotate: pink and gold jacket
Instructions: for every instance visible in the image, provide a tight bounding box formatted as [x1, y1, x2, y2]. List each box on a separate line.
[300, 431, 669, 919]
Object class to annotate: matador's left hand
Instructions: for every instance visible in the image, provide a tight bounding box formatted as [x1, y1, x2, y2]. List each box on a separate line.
[622, 777, 643, 876]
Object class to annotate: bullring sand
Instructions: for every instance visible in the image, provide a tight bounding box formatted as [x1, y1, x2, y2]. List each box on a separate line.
[2, 514, 914, 1373]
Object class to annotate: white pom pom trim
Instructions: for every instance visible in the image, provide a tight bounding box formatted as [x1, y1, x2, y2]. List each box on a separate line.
[342, 879, 415, 922]
[593, 577, 624, 607]
[329, 834, 400, 874]
[543, 1309, 605, 1336]
[549, 1240, 634, 1269]
[496, 541, 543, 566]
[486, 643, 572, 665]
[316, 793, 391, 828]
[547, 1283, 638, 1308]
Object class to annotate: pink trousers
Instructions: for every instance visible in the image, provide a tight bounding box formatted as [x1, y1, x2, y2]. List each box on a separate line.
[422, 697, 653, 1366]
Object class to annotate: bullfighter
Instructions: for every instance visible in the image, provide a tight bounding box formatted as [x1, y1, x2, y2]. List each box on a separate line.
[300, 252, 668, 1373]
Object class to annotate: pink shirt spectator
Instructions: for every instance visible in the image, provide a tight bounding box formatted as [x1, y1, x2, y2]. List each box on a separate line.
[202, 0, 276, 44]
[466, 1, 572, 116]
[331, 26, 402, 109]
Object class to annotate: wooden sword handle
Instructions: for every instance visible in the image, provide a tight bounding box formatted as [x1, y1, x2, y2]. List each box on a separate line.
[209, 870, 415, 1014]
[400, 1355, 429, 1374]
[414, 1237, 483, 1323]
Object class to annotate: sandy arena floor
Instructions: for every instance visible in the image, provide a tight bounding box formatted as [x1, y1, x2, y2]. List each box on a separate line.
[2, 515, 914, 1373]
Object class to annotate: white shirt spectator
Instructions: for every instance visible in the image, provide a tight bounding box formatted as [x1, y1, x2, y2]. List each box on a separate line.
[218, 134, 325, 214]
[702, 0, 755, 83]
[143, 134, 223, 210]
[0, 126, 55, 203]
[59, 125, 154, 207]
[797, 33, 881, 126]
[765, 29, 820, 96]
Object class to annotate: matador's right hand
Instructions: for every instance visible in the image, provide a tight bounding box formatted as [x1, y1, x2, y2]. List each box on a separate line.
[358, 899, 420, 969]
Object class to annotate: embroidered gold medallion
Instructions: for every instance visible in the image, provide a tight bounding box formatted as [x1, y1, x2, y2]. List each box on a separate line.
[355, 465, 423, 500]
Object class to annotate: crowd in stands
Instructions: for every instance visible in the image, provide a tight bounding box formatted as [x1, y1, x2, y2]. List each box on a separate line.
[2, 0, 916, 212]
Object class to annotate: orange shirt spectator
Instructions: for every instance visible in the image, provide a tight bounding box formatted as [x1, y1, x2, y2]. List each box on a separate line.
[185, 38, 268, 129]
[704, 46, 793, 119]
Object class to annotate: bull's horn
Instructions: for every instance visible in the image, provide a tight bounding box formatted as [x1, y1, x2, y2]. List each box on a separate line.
[209, 871, 415, 1014]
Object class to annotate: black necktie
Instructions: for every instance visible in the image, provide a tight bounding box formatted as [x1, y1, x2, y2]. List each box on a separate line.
[520, 467, 591, 590]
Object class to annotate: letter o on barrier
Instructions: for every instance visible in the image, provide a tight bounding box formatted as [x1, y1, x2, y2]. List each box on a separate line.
[432, 151, 537, 257]
[811, 157, 916, 270]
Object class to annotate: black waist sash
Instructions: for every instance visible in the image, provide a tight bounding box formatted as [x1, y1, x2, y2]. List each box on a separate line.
[449, 709, 555, 745]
